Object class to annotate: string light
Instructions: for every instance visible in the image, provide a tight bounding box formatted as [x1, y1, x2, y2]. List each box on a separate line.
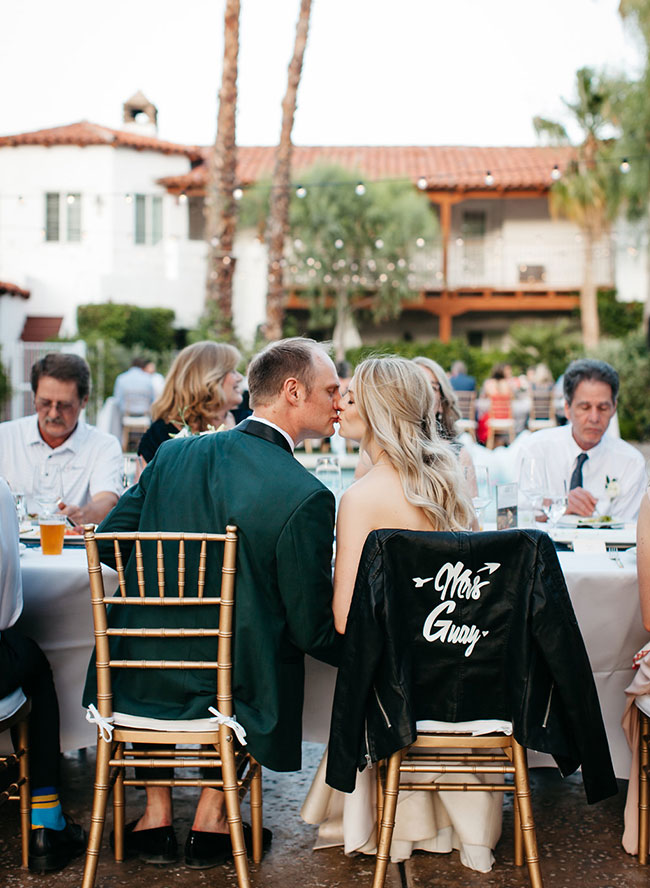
[233, 187, 243, 200]
[355, 181, 366, 196]
[417, 177, 428, 190]
[484, 171, 494, 186]
[296, 185, 307, 198]
[124, 194, 133, 204]
[551, 165, 561, 181]
[334, 238, 344, 249]
[375, 238, 384, 249]
[620, 158, 630, 174]
[178, 193, 187, 204]
[416, 237, 425, 247]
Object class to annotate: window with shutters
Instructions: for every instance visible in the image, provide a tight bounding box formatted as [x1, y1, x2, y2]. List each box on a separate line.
[188, 197, 205, 241]
[134, 194, 164, 245]
[45, 193, 82, 242]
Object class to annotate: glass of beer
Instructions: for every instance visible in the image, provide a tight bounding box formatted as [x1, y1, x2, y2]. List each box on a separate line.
[39, 513, 66, 555]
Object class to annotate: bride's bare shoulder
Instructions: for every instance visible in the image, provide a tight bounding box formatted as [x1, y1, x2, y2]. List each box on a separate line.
[340, 465, 401, 509]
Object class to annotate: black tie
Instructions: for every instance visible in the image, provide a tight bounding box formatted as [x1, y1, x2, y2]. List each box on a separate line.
[570, 453, 588, 490]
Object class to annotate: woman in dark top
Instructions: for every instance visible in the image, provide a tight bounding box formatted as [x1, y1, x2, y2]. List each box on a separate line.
[137, 341, 243, 466]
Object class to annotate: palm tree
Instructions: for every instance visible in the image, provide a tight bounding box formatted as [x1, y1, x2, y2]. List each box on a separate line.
[265, 0, 313, 342]
[204, 0, 240, 337]
[534, 67, 622, 349]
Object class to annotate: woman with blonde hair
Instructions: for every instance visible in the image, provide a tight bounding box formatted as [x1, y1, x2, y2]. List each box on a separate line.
[137, 341, 243, 466]
[303, 357, 496, 870]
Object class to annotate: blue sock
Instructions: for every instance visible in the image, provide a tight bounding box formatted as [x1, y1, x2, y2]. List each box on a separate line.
[31, 786, 66, 831]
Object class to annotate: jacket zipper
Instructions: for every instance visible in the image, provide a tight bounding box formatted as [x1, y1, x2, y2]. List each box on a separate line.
[542, 682, 554, 728]
[374, 686, 392, 728]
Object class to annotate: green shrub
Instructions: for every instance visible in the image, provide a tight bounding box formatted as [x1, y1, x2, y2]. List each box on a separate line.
[592, 332, 650, 441]
[0, 348, 10, 409]
[77, 304, 176, 351]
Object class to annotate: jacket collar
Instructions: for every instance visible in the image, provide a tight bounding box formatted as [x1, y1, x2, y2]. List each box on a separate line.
[235, 417, 294, 455]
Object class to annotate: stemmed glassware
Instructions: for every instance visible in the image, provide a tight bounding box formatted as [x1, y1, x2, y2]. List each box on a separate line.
[541, 472, 568, 531]
[466, 465, 491, 529]
[519, 457, 545, 520]
[32, 464, 63, 517]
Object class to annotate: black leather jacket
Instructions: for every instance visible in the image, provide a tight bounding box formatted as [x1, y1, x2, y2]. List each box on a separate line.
[326, 528, 617, 804]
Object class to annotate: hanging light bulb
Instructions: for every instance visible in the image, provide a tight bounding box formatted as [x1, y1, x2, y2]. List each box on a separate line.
[178, 193, 188, 204]
[417, 177, 428, 190]
[416, 237, 425, 248]
[551, 165, 561, 181]
[296, 185, 307, 198]
[375, 238, 384, 249]
[233, 187, 243, 200]
[125, 194, 133, 204]
[355, 181, 366, 196]
[620, 158, 630, 174]
[484, 171, 494, 186]
[334, 238, 344, 249]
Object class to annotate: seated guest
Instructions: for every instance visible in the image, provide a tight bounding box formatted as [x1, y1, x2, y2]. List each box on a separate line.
[0, 476, 86, 872]
[113, 357, 155, 418]
[83, 337, 341, 869]
[137, 341, 243, 467]
[0, 353, 122, 525]
[518, 358, 646, 520]
[448, 359, 475, 392]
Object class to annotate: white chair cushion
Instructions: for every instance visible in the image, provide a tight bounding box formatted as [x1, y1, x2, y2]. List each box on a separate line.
[635, 696, 650, 718]
[415, 718, 512, 736]
[0, 688, 27, 723]
[112, 710, 221, 732]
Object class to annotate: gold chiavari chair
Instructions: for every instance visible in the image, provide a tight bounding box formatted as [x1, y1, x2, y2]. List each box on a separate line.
[0, 690, 31, 867]
[373, 728, 542, 888]
[527, 391, 556, 433]
[81, 525, 263, 888]
[637, 705, 650, 862]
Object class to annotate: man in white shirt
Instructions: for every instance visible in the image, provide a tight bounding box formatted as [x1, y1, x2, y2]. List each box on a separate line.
[518, 358, 646, 521]
[0, 353, 122, 525]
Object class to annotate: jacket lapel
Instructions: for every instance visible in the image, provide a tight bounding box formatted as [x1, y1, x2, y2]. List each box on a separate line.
[236, 418, 293, 455]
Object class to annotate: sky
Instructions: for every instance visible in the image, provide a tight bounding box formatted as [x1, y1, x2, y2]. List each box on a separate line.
[0, 0, 642, 148]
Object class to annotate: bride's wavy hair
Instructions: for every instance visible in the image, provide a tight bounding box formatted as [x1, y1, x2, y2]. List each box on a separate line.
[354, 356, 473, 531]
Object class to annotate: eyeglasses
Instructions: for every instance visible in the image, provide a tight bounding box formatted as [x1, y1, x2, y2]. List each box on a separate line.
[34, 397, 79, 413]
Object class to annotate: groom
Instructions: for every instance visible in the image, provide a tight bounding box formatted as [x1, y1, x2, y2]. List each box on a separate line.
[83, 337, 342, 867]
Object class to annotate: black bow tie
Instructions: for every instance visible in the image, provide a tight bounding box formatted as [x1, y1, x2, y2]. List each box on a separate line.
[236, 419, 293, 455]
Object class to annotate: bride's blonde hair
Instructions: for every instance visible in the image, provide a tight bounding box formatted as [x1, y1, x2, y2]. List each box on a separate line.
[354, 356, 474, 531]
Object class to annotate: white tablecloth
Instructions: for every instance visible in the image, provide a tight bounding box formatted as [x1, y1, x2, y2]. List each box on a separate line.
[13, 546, 118, 752]
[303, 549, 645, 779]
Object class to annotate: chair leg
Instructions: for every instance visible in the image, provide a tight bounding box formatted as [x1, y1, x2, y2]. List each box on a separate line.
[513, 792, 523, 866]
[249, 757, 263, 864]
[372, 752, 401, 888]
[81, 738, 114, 888]
[640, 712, 650, 864]
[113, 743, 125, 862]
[220, 729, 251, 888]
[16, 718, 30, 868]
[512, 739, 543, 888]
[376, 762, 385, 848]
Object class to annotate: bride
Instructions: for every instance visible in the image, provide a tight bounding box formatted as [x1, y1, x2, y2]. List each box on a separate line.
[302, 356, 503, 872]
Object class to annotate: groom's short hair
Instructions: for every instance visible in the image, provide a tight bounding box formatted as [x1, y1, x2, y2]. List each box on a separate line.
[248, 338, 323, 408]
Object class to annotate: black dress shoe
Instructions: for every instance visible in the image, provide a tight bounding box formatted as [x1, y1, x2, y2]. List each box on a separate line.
[111, 820, 178, 864]
[184, 822, 272, 869]
[28, 815, 87, 874]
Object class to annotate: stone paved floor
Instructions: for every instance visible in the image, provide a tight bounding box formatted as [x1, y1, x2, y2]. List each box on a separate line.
[0, 742, 647, 888]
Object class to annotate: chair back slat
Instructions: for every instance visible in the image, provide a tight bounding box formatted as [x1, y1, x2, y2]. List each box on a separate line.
[83, 525, 238, 722]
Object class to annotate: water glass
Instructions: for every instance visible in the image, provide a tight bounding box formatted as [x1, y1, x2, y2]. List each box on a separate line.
[542, 474, 567, 531]
[466, 465, 491, 528]
[519, 457, 545, 524]
[32, 464, 63, 517]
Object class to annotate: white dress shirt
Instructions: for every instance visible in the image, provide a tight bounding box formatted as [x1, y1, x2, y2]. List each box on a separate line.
[0, 415, 123, 513]
[517, 423, 647, 520]
[0, 477, 22, 631]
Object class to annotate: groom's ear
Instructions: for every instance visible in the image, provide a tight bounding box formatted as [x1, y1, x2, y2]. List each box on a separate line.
[282, 377, 301, 405]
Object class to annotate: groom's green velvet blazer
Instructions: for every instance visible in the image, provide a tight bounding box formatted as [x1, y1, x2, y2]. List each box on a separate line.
[83, 424, 340, 771]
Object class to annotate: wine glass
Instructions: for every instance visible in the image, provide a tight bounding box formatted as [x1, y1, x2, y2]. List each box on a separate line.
[32, 464, 63, 517]
[519, 457, 545, 520]
[541, 473, 568, 531]
[314, 456, 342, 499]
[466, 465, 491, 529]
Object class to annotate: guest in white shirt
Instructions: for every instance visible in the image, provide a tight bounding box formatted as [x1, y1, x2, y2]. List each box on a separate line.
[518, 358, 646, 521]
[113, 358, 155, 417]
[0, 353, 122, 525]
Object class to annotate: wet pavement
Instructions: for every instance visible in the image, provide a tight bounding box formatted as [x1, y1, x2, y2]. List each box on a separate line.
[0, 742, 646, 888]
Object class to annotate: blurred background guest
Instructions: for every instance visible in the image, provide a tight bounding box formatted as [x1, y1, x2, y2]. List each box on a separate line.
[144, 361, 165, 400]
[449, 359, 476, 392]
[136, 341, 243, 467]
[113, 357, 155, 419]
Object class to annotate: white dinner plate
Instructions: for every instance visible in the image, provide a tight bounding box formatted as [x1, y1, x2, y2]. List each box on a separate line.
[557, 516, 625, 530]
[19, 528, 86, 545]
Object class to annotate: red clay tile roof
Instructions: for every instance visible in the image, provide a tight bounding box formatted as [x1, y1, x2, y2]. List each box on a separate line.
[0, 280, 30, 298]
[0, 121, 202, 160]
[158, 145, 577, 194]
[21, 316, 63, 342]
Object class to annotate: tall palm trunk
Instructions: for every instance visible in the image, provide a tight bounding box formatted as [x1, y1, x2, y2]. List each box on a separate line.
[581, 230, 600, 349]
[205, 0, 240, 337]
[265, 0, 313, 342]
